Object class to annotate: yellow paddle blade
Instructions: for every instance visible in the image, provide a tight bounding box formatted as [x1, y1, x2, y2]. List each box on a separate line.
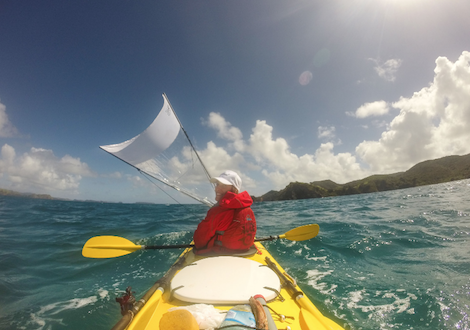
[280, 224, 320, 241]
[82, 236, 143, 259]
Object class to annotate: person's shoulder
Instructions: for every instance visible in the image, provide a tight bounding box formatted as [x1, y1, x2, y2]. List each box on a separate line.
[220, 191, 253, 208]
[237, 190, 253, 201]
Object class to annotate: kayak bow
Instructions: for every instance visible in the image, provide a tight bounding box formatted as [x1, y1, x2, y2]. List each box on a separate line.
[102, 228, 344, 330]
[114, 242, 344, 330]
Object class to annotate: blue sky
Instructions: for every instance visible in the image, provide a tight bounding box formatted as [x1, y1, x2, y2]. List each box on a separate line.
[1, 0, 470, 203]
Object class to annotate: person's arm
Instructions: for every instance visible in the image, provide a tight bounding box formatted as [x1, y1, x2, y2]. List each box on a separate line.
[193, 216, 215, 249]
[193, 208, 234, 249]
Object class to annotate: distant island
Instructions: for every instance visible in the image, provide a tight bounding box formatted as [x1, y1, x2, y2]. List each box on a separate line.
[0, 188, 56, 200]
[0, 188, 127, 204]
[253, 153, 470, 202]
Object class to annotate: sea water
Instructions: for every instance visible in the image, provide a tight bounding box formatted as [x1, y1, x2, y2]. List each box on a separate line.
[0, 179, 469, 330]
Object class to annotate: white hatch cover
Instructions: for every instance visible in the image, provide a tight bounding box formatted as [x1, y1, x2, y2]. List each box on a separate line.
[170, 256, 281, 304]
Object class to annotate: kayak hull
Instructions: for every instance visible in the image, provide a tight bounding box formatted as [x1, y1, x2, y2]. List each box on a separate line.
[120, 242, 344, 330]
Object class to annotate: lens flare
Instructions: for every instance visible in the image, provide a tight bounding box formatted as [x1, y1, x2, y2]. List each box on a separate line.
[299, 71, 313, 85]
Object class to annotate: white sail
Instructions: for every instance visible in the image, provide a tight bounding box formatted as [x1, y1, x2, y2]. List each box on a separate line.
[100, 94, 215, 206]
[100, 95, 180, 165]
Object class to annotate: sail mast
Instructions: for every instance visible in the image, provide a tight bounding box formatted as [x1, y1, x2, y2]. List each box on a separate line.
[163, 93, 212, 183]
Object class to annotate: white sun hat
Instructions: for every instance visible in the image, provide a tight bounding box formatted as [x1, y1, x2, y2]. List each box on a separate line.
[210, 170, 242, 192]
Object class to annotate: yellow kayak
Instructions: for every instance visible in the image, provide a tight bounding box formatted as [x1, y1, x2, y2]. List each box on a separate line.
[110, 241, 344, 330]
[93, 96, 346, 329]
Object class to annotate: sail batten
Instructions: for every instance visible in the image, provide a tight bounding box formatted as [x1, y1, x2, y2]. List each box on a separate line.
[100, 94, 215, 206]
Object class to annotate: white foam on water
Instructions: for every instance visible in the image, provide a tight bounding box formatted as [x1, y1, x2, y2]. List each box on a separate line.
[307, 269, 334, 281]
[306, 255, 327, 261]
[98, 288, 109, 300]
[29, 312, 46, 328]
[41, 296, 98, 316]
[345, 289, 417, 319]
[153, 231, 189, 242]
[306, 269, 335, 294]
[438, 301, 450, 313]
[28, 291, 107, 329]
[346, 290, 365, 310]
[113, 279, 124, 288]
[29, 312, 65, 329]
[281, 240, 296, 248]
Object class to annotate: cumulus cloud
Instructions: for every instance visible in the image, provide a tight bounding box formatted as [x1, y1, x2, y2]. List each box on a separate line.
[371, 58, 403, 82]
[351, 101, 390, 118]
[246, 121, 363, 189]
[317, 126, 336, 139]
[198, 141, 249, 177]
[357, 51, 470, 172]
[203, 112, 245, 152]
[199, 117, 366, 193]
[204, 112, 243, 141]
[196, 52, 470, 194]
[0, 102, 19, 137]
[0, 144, 95, 194]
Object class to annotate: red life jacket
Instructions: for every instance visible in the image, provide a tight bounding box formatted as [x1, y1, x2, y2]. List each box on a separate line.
[193, 191, 257, 254]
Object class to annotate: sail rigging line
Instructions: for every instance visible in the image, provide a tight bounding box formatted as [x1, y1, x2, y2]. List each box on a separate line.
[100, 146, 213, 206]
[139, 170, 185, 205]
[163, 93, 213, 184]
[99, 93, 215, 207]
[99, 147, 187, 204]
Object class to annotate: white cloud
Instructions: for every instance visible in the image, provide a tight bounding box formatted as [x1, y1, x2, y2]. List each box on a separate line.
[0, 144, 95, 194]
[318, 126, 336, 139]
[352, 101, 390, 118]
[0, 102, 19, 137]
[198, 141, 249, 179]
[204, 112, 243, 141]
[357, 51, 470, 173]
[203, 112, 245, 152]
[244, 122, 364, 189]
[371, 58, 403, 82]
[200, 117, 367, 194]
[197, 52, 470, 194]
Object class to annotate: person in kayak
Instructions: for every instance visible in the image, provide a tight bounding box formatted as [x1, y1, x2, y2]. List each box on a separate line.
[193, 170, 257, 255]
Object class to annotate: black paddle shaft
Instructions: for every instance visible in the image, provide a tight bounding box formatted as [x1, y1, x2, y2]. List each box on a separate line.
[141, 236, 279, 250]
[143, 243, 194, 250]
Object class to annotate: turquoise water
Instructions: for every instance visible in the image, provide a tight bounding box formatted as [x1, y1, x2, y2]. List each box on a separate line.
[1, 180, 469, 330]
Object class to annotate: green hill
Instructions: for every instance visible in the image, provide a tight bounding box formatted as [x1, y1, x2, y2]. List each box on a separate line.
[0, 188, 54, 200]
[254, 154, 470, 202]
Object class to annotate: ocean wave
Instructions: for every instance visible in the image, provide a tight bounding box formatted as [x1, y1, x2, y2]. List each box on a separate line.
[1, 180, 470, 330]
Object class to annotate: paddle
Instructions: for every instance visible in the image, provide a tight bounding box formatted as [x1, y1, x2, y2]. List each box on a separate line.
[82, 223, 319, 259]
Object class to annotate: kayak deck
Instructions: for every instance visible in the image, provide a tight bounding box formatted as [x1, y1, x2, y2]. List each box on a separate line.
[171, 256, 281, 304]
[124, 242, 344, 330]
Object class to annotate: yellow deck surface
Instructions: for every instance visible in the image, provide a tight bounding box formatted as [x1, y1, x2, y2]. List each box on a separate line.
[125, 242, 344, 330]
